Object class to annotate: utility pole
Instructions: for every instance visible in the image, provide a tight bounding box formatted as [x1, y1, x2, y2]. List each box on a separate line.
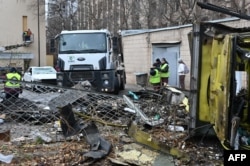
[37, 0, 41, 66]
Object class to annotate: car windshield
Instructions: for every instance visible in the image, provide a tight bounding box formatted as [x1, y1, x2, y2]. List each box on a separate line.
[33, 67, 56, 74]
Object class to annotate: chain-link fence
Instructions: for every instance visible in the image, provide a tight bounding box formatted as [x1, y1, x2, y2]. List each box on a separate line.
[0, 79, 189, 165]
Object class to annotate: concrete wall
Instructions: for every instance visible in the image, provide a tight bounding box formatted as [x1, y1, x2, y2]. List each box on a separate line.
[122, 18, 250, 89]
[0, 0, 46, 68]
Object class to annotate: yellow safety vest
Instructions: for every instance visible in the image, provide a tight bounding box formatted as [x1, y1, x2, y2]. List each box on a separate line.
[5, 73, 21, 88]
[160, 63, 170, 78]
[149, 69, 161, 84]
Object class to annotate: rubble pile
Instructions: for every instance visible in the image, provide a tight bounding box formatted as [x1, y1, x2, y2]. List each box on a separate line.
[0, 83, 224, 165]
[125, 87, 189, 142]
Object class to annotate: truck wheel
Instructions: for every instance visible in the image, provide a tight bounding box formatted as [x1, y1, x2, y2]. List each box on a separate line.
[120, 78, 125, 90]
[113, 78, 120, 95]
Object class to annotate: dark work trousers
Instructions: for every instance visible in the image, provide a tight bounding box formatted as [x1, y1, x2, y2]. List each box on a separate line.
[179, 75, 185, 89]
[151, 82, 161, 91]
[161, 77, 169, 86]
[5, 92, 19, 99]
[4, 87, 21, 100]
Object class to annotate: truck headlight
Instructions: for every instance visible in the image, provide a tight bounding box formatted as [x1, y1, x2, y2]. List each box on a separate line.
[104, 80, 109, 85]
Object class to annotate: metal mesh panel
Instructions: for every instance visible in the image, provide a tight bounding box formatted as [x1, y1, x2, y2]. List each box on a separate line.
[0, 79, 189, 164]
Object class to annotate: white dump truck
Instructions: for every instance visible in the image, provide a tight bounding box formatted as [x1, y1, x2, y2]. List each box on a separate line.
[51, 29, 126, 94]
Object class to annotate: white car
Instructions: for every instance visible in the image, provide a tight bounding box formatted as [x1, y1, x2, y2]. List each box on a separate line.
[23, 66, 57, 90]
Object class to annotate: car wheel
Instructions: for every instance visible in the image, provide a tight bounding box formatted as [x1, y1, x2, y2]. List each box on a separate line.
[22, 79, 29, 90]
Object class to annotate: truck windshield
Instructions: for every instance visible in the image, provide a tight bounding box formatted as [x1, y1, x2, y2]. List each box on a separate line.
[59, 33, 107, 54]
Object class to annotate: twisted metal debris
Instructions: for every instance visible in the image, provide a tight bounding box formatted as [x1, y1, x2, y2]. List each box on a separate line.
[0, 80, 223, 165]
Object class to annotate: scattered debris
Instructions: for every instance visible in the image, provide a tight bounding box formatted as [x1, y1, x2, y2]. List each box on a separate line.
[0, 153, 14, 164]
[0, 128, 10, 142]
[58, 104, 112, 161]
[123, 95, 164, 126]
[31, 129, 52, 143]
[0, 83, 224, 165]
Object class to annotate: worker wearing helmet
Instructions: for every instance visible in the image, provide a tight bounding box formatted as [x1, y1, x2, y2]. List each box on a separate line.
[4, 67, 22, 99]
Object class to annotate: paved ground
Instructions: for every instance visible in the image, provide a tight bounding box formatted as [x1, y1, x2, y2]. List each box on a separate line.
[124, 84, 143, 91]
[122, 84, 190, 96]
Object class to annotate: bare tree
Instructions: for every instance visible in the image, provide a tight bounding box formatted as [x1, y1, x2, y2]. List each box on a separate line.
[44, 0, 249, 54]
[28, 0, 46, 17]
[131, 0, 141, 29]
[120, 1, 133, 30]
[46, 0, 80, 43]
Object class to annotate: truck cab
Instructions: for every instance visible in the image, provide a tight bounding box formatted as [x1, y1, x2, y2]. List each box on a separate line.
[52, 29, 126, 94]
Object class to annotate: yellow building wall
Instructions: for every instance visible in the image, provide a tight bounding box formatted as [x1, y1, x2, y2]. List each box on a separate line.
[46, 55, 54, 67]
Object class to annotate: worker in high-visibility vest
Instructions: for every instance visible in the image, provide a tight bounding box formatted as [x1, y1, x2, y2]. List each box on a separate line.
[4, 67, 22, 99]
[149, 63, 161, 91]
[160, 58, 170, 86]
